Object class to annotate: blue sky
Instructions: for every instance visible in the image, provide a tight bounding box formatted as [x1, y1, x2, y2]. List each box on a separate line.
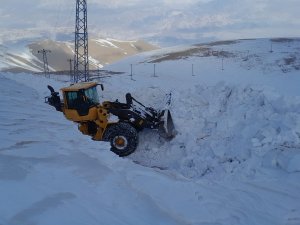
[1, 0, 300, 46]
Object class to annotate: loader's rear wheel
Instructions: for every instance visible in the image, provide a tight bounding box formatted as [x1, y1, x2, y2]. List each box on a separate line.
[103, 122, 138, 157]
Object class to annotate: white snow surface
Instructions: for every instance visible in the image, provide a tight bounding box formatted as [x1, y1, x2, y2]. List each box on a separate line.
[1, 39, 300, 225]
[94, 39, 120, 49]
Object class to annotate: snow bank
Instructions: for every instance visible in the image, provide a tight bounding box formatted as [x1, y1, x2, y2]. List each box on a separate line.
[128, 82, 300, 181]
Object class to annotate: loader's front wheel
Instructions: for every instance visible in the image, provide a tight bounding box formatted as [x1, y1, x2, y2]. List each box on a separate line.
[103, 122, 138, 157]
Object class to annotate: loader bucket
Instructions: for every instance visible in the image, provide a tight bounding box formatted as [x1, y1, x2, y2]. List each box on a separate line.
[158, 109, 176, 139]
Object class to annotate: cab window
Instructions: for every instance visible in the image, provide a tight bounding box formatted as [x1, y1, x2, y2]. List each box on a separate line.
[66, 91, 78, 109]
[84, 86, 99, 104]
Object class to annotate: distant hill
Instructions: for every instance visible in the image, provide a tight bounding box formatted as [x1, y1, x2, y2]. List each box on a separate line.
[0, 38, 159, 73]
[106, 37, 300, 76]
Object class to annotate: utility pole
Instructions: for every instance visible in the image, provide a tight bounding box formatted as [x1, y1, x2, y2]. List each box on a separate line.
[97, 66, 101, 77]
[130, 64, 133, 80]
[221, 57, 224, 71]
[68, 59, 74, 81]
[192, 64, 195, 76]
[38, 49, 51, 78]
[153, 64, 157, 77]
[270, 42, 273, 53]
[74, 0, 89, 83]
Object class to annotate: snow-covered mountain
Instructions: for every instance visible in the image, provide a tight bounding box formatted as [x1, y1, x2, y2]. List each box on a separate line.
[0, 38, 300, 225]
[0, 38, 158, 73]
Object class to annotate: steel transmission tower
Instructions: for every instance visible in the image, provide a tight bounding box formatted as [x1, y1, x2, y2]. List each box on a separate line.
[74, 0, 89, 83]
[38, 49, 51, 78]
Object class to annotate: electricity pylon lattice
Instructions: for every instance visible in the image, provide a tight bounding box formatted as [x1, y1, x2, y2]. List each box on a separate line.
[74, 0, 89, 83]
[38, 49, 51, 78]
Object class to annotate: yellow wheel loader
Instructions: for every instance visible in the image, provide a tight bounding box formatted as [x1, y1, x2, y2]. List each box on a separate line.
[45, 82, 175, 156]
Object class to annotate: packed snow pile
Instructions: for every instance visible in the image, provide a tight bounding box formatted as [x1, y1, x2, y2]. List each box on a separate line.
[132, 83, 300, 179]
[1, 38, 300, 225]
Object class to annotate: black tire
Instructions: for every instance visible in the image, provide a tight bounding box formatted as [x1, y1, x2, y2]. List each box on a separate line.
[103, 122, 138, 157]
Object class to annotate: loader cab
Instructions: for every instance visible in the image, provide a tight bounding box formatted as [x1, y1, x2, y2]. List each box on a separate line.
[61, 82, 102, 122]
